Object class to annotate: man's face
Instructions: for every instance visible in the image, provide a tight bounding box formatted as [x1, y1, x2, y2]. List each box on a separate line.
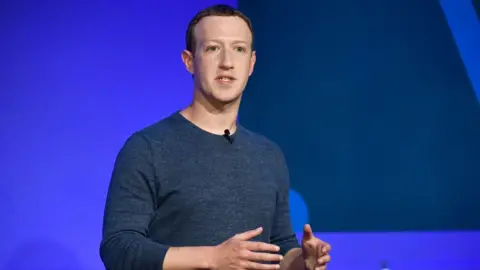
[183, 15, 256, 105]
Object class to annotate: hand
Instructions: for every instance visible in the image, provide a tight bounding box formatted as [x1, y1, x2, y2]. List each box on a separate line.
[210, 227, 284, 270]
[301, 224, 331, 270]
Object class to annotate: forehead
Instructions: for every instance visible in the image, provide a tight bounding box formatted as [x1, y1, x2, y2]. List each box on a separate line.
[194, 16, 252, 44]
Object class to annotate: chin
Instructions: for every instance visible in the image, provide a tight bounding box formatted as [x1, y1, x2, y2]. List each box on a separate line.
[211, 92, 242, 105]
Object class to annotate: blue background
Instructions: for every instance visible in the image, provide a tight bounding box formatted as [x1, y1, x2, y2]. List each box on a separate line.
[1, 0, 479, 269]
[238, 0, 480, 232]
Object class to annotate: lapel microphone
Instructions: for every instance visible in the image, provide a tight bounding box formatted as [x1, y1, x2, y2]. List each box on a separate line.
[223, 129, 233, 144]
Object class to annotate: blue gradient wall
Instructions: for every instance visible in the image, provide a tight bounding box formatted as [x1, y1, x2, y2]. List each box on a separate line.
[238, 0, 480, 232]
[238, 0, 480, 268]
[1, 1, 479, 270]
[0, 1, 235, 269]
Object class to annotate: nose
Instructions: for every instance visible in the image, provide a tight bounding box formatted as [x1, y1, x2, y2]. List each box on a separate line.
[219, 50, 233, 70]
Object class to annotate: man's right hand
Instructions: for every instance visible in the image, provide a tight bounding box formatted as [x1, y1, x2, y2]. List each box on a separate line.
[209, 227, 283, 270]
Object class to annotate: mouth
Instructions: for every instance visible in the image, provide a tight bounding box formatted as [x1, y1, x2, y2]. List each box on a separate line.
[215, 75, 236, 84]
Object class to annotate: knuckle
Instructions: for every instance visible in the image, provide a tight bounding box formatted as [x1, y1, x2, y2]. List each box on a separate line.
[246, 261, 257, 269]
[240, 249, 250, 258]
[239, 261, 249, 269]
[262, 243, 272, 250]
[233, 245, 241, 253]
[261, 253, 272, 259]
[262, 254, 273, 261]
[252, 252, 262, 261]
[266, 243, 276, 249]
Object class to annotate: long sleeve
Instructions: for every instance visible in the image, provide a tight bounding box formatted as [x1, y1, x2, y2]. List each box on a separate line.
[269, 146, 301, 256]
[100, 132, 169, 270]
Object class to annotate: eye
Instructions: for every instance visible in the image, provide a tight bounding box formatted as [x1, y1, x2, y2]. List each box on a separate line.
[206, 46, 219, 52]
[235, 46, 246, 53]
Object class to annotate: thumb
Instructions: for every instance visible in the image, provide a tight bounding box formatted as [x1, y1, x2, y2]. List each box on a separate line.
[232, 227, 263, 241]
[302, 224, 314, 241]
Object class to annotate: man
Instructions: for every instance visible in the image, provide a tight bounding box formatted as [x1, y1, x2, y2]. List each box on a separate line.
[100, 4, 332, 270]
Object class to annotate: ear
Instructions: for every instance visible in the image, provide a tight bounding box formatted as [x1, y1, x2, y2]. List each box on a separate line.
[181, 50, 194, 75]
[248, 51, 256, 76]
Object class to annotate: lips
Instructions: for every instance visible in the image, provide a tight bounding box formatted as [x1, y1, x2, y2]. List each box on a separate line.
[215, 75, 236, 83]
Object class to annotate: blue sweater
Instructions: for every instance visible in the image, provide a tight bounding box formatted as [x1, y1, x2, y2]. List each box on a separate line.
[100, 112, 299, 270]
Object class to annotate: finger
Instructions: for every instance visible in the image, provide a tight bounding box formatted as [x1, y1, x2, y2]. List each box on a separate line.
[233, 227, 263, 241]
[317, 254, 331, 265]
[322, 243, 331, 253]
[315, 242, 330, 258]
[303, 224, 314, 240]
[243, 241, 280, 253]
[314, 267, 326, 270]
[242, 261, 280, 270]
[243, 251, 284, 262]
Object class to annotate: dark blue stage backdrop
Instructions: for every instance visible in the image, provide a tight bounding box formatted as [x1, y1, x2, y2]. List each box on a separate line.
[1, 1, 479, 269]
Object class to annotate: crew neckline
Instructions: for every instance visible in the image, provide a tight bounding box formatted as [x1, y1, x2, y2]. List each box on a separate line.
[173, 110, 241, 139]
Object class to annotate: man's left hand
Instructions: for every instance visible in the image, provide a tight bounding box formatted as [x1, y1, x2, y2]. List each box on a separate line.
[301, 224, 331, 270]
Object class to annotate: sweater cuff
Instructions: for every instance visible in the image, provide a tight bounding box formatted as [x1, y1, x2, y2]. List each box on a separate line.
[139, 240, 170, 270]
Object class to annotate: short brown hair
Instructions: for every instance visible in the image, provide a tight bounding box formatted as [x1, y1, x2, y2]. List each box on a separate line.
[185, 4, 254, 53]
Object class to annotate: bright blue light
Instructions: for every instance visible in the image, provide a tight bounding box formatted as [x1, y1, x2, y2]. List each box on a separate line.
[440, 0, 480, 103]
[289, 189, 309, 233]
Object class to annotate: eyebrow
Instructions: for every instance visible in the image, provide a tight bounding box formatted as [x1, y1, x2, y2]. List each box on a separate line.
[205, 39, 249, 45]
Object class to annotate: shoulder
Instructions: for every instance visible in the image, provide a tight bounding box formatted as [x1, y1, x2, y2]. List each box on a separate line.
[238, 126, 288, 167]
[136, 112, 184, 141]
[118, 112, 184, 154]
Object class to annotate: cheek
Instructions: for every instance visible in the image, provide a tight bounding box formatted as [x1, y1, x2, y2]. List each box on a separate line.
[194, 61, 212, 79]
[199, 58, 217, 73]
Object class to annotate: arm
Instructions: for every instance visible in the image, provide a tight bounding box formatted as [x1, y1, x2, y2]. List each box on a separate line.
[269, 146, 306, 270]
[100, 133, 212, 270]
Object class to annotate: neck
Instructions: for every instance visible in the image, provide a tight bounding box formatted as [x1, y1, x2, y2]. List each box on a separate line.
[180, 89, 240, 135]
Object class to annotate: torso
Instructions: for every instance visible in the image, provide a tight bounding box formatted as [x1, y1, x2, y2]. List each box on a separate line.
[142, 113, 284, 246]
